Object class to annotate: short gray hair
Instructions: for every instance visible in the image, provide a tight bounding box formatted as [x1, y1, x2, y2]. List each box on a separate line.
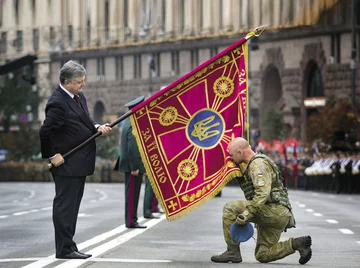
[59, 60, 87, 83]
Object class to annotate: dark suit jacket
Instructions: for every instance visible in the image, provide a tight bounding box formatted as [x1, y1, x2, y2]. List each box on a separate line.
[39, 86, 97, 177]
[114, 117, 145, 173]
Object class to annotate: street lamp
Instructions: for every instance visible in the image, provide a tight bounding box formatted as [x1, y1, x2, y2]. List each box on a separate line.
[351, 0, 357, 107]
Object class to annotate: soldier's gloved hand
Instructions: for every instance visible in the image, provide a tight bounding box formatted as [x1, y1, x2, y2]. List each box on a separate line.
[236, 214, 247, 226]
[235, 210, 252, 226]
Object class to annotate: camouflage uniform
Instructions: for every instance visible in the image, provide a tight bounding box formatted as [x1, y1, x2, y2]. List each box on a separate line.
[222, 153, 296, 263]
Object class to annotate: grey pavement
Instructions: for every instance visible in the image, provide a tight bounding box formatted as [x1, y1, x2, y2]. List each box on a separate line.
[0, 182, 359, 268]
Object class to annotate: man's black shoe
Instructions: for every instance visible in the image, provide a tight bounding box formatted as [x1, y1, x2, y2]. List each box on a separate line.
[126, 223, 147, 228]
[144, 214, 160, 219]
[77, 251, 92, 258]
[56, 251, 91, 259]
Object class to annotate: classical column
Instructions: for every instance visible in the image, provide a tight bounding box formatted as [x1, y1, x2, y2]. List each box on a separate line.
[252, 0, 262, 28]
[71, 0, 83, 47]
[128, 0, 140, 41]
[241, 0, 249, 29]
[222, 0, 233, 32]
[164, 0, 174, 38]
[18, 0, 33, 53]
[34, 0, 50, 52]
[273, 0, 281, 26]
[117, 0, 125, 43]
[201, 0, 213, 34]
[183, 0, 194, 35]
[109, 0, 119, 43]
[2, 0, 17, 55]
[212, 0, 221, 33]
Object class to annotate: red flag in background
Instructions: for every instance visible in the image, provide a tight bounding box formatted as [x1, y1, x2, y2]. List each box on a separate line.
[282, 144, 288, 187]
[130, 35, 252, 221]
[293, 144, 298, 189]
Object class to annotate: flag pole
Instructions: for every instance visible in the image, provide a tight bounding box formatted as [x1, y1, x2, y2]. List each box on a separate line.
[48, 109, 133, 170]
[244, 25, 267, 144]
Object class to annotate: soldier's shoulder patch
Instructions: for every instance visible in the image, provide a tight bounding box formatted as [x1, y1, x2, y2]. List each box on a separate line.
[257, 179, 265, 186]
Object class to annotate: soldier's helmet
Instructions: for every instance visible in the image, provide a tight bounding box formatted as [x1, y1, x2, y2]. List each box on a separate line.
[124, 95, 145, 109]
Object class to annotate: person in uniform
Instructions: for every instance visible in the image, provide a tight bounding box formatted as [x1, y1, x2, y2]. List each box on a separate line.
[143, 176, 160, 219]
[211, 137, 312, 264]
[114, 96, 147, 228]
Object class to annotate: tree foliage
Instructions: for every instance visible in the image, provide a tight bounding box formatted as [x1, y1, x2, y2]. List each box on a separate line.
[0, 69, 41, 131]
[307, 98, 360, 151]
[263, 108, 287, 141]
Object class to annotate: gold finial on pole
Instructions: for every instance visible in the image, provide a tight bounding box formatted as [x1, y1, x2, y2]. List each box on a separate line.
[246, 25, 268, 39]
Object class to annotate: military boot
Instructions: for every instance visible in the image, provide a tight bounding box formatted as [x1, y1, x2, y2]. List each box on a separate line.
[292, 236, 312, 265]
[211, 244, 242, 263]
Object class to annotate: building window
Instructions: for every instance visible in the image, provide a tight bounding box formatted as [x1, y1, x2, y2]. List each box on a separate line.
[191, 49, 199, 69]
[0, 0, 3, 27]
[307, 61, 324, 97]
[105, 0, 110, 40]
[154, 53, 160, 77]
[116, 56, 124, 80]
[0, 32, 6, 54]
[14, 0, 19, 24]
[94, 101, 105, 122]
[331, 33, 341, 64]
[86, 19, 91, 46]
[171, 51, 179, 75]
[178, 0, 185, 33]
[124, 0, 128, 27]
[68, 25, 73, 47]
[159, 0, 165, 34]
[211, 47, 218, 57]
[134, 55, 142, 78]
[97, 58, 105, 81]
[33, 29, 39, 52]
[16, 30, 23, 52]
[49, 26, 55, 49]
[219, 0, 223, 29]
[79, 59, 86, 69]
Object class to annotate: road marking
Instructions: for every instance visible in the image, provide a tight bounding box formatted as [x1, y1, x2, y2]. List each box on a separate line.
[13, 211, 30, 216]
[0, 257, 171, 263]
[305, 209, 314, 212]
[78, 213, 90, 218]
[326, 219, 338, 224]
[89, 258, 171, 263]
[20, 216, 164, 268]
[52, 216, 166, 268]
[298, 204, 306, 208]
[2, 206, 52, 219]
[313, 213, 323, 217]
[0, 258, 41, 263]
[357, 241, 360, 245]
[339, 229, 354, 234]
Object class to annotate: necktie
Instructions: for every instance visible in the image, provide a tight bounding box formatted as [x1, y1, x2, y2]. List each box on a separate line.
[74, 95, 81, 107]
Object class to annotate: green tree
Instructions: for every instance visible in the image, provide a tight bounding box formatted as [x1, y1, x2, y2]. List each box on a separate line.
[0, 69, 41, 132]
[95, 125, 120, 160]
[307, 98, 359, 150]
[263, 108, 287, 141]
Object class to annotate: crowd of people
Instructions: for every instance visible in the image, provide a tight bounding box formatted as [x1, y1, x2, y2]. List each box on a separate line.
[301, 153, 360, 193]
[263, 150, 360, 194]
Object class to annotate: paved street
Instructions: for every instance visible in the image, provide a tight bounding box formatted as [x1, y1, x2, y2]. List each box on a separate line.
[0, 182, 359, 268]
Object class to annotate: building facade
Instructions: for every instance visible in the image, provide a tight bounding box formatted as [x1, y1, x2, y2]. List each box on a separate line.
[0, 0, 359, 141]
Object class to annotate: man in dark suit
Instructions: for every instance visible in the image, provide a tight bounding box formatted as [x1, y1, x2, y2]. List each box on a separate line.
[39, 60, 111, 259]
[114, 96, 149, 228]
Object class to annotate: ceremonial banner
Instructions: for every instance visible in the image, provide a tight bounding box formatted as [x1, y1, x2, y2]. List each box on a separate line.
[130, 31, 259, 221]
